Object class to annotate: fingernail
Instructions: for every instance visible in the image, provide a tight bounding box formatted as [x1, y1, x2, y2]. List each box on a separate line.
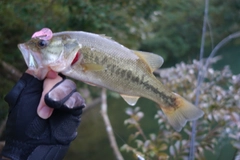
[38, 106, 53, 119]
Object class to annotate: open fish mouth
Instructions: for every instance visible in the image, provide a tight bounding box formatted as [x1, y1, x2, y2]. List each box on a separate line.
[18, 43, 44, 70]
[18, 43, 50, 79]
[18, 42, 82, 73]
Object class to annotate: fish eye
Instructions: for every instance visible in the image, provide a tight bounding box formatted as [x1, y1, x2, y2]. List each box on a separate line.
[37, 40, 48, 48]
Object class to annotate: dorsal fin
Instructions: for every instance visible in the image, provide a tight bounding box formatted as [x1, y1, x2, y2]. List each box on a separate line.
[133, 50, 164, 72]
[120, 94, 140, 106]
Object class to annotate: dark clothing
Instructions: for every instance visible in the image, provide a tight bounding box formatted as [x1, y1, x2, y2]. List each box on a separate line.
[1, 73, 84, 160]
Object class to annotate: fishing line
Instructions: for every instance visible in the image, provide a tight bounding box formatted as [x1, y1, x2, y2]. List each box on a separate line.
[113, 130, 127, 145]
[113, 130, 145, 160]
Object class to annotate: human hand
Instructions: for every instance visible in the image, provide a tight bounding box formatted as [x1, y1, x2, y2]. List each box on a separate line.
[2, 72, 85, 160]
[26, 69, 77, 119]
[26, 69, 60, 119]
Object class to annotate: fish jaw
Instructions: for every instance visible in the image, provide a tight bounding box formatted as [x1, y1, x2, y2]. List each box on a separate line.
[18, 43, 49, 79]
[18, 43, 43, 70]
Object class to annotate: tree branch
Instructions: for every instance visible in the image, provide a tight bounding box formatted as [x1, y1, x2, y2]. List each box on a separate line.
[189, 1, 240, 159]
[0, 60, 22, 146]
[0, 117, 7, 139]
[205, 31, 240, 70]
[100, 89, 124, 160]
[189, 0, 209, 159]
[0, 60, 22, 81]
[84, 97, 101, 112]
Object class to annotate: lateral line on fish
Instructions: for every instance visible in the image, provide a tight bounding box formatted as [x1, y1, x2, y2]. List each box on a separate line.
[106, 63, 176, 107]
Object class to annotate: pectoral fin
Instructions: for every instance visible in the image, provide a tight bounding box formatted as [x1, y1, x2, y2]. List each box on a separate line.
[133, 50, 164, 72]
[120, 94, 139, 106]
[82, 63, 104, 71]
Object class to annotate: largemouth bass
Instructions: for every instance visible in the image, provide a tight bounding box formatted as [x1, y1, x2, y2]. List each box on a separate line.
[18, 28, 204, 131]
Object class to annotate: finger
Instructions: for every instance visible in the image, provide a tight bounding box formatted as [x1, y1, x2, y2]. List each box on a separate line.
[46, 70, 58, 79]
[45, 79, 85, 110]
[63, 92, 85, 109]
[37, 75, 62, 119]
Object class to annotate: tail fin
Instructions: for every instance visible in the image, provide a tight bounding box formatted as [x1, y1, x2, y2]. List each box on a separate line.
[161, 93, 204, 132]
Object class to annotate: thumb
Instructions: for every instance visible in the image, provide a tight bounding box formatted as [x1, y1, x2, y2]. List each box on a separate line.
[37, 75, 62, 119]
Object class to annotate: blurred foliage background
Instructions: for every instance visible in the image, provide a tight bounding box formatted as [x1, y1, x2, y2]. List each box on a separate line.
[0, 0, 240, 159]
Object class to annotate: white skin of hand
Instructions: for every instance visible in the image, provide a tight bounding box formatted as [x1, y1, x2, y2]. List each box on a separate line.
[26, 69, 60, 119]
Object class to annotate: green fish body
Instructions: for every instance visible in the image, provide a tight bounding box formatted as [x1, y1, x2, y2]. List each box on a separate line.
[18, 29, 204, 131]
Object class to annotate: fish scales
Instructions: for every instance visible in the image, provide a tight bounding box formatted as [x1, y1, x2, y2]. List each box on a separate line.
[63, 33, 175, 107]
[18, 28, 204, 131]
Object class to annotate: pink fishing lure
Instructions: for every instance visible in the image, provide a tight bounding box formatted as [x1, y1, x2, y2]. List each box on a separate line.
[31, 28, 53, 40]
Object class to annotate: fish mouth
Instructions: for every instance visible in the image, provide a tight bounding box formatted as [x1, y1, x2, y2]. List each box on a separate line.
[18, 43, 44, 70]
[18, 42, 82, 73]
